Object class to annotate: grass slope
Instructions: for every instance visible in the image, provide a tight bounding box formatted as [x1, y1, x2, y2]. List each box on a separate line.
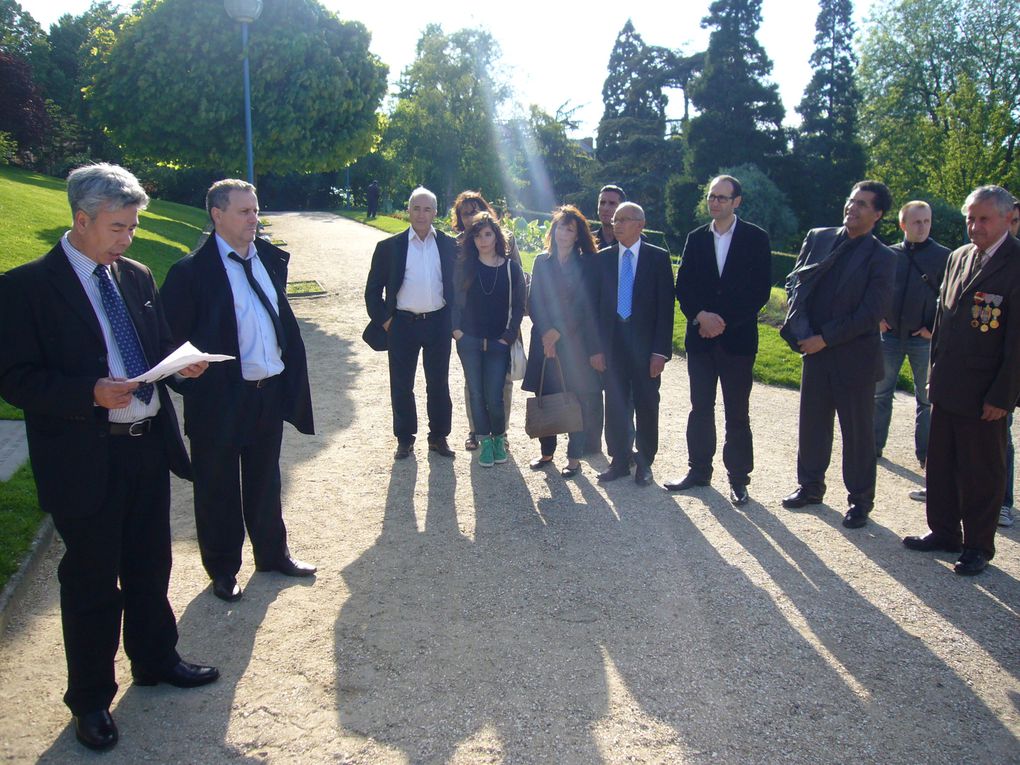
[0, 464, 44, 591]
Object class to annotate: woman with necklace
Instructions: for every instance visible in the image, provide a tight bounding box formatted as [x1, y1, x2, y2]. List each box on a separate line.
[452, 213, 526, 467]
[521, 206, 601, 478]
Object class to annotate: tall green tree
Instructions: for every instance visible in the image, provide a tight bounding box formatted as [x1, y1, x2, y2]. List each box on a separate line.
[684, 0, 786, 183]
[383, 24, 509, 207]
[0, 0, 45, 61]
[90, 0, 387, 178]
[790, 0, 865, 229]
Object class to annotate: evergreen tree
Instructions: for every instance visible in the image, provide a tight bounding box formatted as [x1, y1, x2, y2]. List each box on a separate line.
[790, 0, 865, 229]
[684, 0, 786, 183]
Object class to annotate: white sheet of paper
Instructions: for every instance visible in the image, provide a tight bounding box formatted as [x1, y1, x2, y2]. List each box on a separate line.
[127, 341, 234, 383]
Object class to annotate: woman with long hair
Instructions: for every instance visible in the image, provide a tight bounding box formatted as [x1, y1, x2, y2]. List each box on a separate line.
[521, 205, 601, 477]
[451, 213, 526, 467]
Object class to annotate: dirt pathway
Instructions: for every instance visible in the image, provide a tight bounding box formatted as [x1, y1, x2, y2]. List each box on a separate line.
[0, 211, 1017, 763]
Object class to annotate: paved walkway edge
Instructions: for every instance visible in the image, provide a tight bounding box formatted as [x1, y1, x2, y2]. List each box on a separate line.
[0, 515, 54, 636]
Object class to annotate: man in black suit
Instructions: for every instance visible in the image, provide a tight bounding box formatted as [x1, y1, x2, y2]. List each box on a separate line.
[782, 181, 895, 529]
[594, 184, 625, 250]
[161, 179, 316, 603]
[364, 187, 458, 460]
[0, 164, 218, 751]
[666, 175, 772, 505]
[903, 185, 1020, 575]
[592, 202, 675, 486]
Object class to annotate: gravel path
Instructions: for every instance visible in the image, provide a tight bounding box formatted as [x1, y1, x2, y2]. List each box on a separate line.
[0, 211, 1017, 764]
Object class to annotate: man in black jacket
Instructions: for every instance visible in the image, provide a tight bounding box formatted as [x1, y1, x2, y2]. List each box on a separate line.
[873, 201, 950, 470]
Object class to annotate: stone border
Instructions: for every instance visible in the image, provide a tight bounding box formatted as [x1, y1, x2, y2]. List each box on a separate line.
[0, 516, 54, 636]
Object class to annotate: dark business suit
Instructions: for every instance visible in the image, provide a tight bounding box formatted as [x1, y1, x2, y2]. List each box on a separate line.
[596, 241, 675, 467]
[0, 243, 190, 714]
[676, 218, 772, 484]
[924, 235, 1020, 558]
[792, 227, 894, 508]
[161, 235, 313, 579]
[364, 227, 457, 441]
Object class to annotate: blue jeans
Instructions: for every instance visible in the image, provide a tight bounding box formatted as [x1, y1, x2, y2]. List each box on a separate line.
[873, 333, 931, 465]
[457, 335, 510, 437]
[1006, 413, 1015, 507]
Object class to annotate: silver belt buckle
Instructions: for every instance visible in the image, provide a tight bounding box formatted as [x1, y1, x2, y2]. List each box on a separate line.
[128, 419, 148, 436]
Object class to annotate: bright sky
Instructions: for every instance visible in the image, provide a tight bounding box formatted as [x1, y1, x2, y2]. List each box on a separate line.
[20, 0, 878, 136]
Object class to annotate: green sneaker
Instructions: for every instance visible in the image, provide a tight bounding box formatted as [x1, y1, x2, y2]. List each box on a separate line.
[492, 434, 508, 464]
[478, 436, 495, 468]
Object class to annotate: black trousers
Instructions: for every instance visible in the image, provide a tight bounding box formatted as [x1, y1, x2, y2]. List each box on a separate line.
[796, 354, 877, 508]
[51, 425, 180, 714]
[191, 377, 289, 578]
[604, 320, 661, 467]
[925, 404, 1006, 558]
[387, 310, 452, 441]
[686, 347, 755, 484]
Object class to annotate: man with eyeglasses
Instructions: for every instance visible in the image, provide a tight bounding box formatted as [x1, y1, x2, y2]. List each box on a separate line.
[666, 175, 772, 505]
[781, 181, 895, 529]
[591, 202, 675, 486]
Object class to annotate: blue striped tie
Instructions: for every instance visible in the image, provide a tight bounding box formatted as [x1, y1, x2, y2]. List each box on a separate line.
[617, 248, 634, 319]
[93, 264, 154, 403]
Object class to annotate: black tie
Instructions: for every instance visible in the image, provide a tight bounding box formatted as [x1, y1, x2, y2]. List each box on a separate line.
[228, 252, 287, 353]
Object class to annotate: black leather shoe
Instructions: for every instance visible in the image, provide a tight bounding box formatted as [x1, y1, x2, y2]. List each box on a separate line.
[427, 437, 455, 457]
[729, 482, 749, 506]
[597, 463, 630, 482]
[561, 464, 580, 478]
[133, 660, 220, 688]
[902, 534, 962, 553]
[634, 466, 654, 486]
[530, 456, 554, 470]
[212, 575, 242, 602]
[257, 556, 317, 577]
[664, 473, 710, 492]
[74, 709, 118, 751]
[782, 487, 824, 508]
[394, 439, 413, 460]
[842, 505, 871, 528]
[954, 548, 989, 576]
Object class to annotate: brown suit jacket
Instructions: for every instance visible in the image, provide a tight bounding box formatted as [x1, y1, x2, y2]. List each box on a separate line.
[928, 235, 1020, 417]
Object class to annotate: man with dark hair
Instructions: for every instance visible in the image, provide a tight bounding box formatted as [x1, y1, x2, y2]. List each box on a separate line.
[0, 163, 219, 751]
[781, 180, 895, 529]
[903, 185, 1020, 574]
[594, 184, 626, 249]
[873, 201, 950, 472]
[162, 179, 316, 603]
[666, 174, 772, 505]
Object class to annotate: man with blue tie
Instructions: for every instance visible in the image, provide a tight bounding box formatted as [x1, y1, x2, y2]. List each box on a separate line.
[0, 163, 219, 751]
[592, 202, 675, 486]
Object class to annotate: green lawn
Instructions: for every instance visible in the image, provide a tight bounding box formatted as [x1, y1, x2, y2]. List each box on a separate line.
[0, 464, 44, 592]
[337, 209, 410, 235]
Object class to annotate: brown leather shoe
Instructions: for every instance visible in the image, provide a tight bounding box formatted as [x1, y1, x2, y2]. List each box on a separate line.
[428, 436, 455, 457]
[394, 439, 413, 460]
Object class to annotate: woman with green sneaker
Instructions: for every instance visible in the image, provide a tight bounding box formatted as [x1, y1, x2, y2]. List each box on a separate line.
[452, 213, 526, 467]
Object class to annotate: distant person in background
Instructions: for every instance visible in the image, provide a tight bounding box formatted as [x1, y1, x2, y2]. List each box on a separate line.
[873, 201, 950, 482]
[998, 198, 1020, 528]
[523, 206, 602, 478]
[452, 213, 526, 467]
[594, 184, 626, 249]
[366, 180, 380, 220]
[450, 191, 522, 452]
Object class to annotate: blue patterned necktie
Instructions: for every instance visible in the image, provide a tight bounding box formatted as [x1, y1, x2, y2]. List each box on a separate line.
[617, 248, 634, 319]
[93, 264, 154, 403]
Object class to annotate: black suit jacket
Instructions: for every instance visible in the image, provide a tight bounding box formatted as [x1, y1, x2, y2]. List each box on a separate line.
[596, 241, 675, 362]
[0, 243, 190, 519]
[793, 227, 895, 385]
[364, 227, 458, 341]
[675, 218, 772, 356]
[160, 234, 314, 447]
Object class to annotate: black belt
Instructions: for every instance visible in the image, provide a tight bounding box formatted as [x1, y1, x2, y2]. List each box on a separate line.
[616, 315, 632, 324]
[396, 309, 441, 321]
[243, 375, 278, 389]
[109, 417, 154, 436]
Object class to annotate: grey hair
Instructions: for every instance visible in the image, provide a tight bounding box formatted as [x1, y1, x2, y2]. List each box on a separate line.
[407, 186, 438, 209]
[615, 201, 645, 221]
[67, 163, 149, 219]
[961, 185, 1014, 217]
[207, 179, 256, 221]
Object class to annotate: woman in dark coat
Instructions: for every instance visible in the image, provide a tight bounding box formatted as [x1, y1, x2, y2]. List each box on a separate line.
[522, 205, 601, 478]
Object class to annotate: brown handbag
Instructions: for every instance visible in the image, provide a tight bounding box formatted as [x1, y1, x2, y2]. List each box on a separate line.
[525, 357, 583, 438]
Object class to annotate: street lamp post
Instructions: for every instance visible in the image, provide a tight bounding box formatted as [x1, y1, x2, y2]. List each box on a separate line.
[224, 0, 263, 185]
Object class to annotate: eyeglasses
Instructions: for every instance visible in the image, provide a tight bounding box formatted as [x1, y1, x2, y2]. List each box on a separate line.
[611, 217, 641, 225]
[845, 198, 874, 209]
[707, 194, 735, 203]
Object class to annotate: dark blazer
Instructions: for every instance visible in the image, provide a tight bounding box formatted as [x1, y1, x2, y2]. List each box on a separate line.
[596, 241, 675, 362]
[160, 234, 314, 446]
[929, 236, 1020, 417]
[364, 227, 458, 339]
[791, 227, 895, 385]
[0, 244, 190, 519]
[675, 218, 772, 356]
[886, 238, 950, 336]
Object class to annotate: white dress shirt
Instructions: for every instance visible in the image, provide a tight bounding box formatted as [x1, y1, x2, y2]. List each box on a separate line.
[712, 215, 737, 276]
[396, 226, 445, 313]
[215, 233, 285, 381]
